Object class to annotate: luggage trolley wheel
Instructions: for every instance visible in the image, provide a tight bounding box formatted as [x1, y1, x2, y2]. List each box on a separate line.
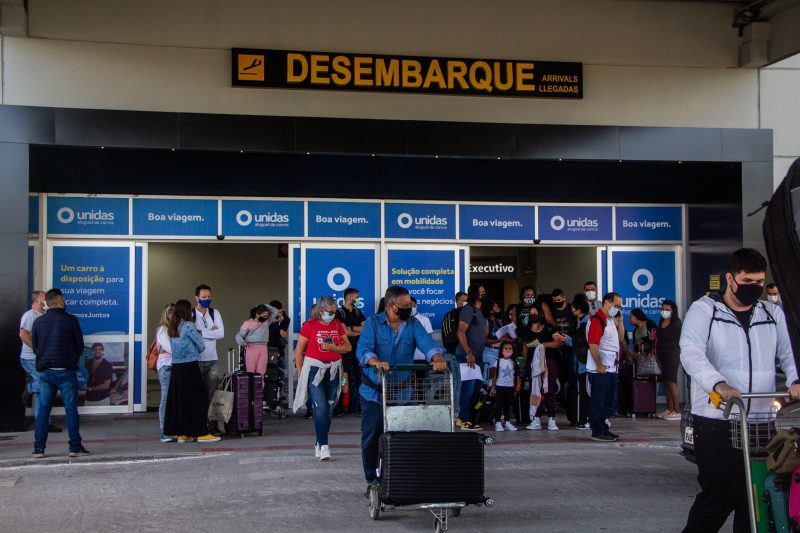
[484, 497, 495, 508]
[481, 435, 494, 446]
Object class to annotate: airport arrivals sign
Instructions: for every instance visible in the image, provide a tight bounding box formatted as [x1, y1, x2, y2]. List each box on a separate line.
[232, 48, 582, 99]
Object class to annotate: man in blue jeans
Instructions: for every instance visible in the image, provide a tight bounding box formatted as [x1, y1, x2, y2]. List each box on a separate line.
[586, 292, 624, 442]
[357, 285, 446, 494]
[30, 288, 90, 458]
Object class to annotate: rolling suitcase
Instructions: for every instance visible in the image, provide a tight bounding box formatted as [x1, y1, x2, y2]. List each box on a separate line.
[225, 347, 264, 436]
[263, 367, 283, 418]
[631, 378, 657, 416]
[763, 473, 792, 533]
[379, 431, 487, 506]
[513, 375, 532, 424]
[470, 385, 495, 425]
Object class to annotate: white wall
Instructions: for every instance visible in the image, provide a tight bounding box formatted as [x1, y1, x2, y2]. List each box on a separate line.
[762, 54, 800, 189]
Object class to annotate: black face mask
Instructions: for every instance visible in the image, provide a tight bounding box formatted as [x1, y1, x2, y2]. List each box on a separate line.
[395, 306, 413, 321]
[257, 316, 268, 323]
[732, 281, 762, 307]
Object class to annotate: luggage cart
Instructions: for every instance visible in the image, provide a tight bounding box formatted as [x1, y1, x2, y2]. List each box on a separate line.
[711, 391, 795, 533]
[366, 364, 494, 532]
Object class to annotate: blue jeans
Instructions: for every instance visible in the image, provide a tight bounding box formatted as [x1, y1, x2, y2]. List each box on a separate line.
[20, 358, 46, 421]
[34, 369, 82, 452]
[158, 364, 172, 431]
[459, 378, 477, 421]
[360, 396, 383, 483]
[588, 372, 618, 437]
[308, 366, 338, 446]
[197, 360, 219, 403]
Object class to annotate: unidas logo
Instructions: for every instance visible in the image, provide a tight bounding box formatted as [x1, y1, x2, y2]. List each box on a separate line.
[550, 215, 599, 232]
[236, 209, 290, 228]
[57, 207, 115, 226]
[623, 268, 665, 309]
[397, 212, 448, 230]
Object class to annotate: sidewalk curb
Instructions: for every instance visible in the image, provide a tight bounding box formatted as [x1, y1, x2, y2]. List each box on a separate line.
[0, 452, 208, 469]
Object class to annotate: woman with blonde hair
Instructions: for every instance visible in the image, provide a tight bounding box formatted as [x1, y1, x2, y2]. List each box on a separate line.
[156, 303, 175, 442]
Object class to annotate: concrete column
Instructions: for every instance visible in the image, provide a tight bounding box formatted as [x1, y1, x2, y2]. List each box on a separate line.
[741, 161, 773, 256]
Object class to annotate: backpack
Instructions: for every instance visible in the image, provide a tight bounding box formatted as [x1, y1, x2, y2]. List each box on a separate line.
[192, 307, 216, 323]
[441, 305, 477, 353]
[764, 158, 800, 369]
[573, 321, 590, 365]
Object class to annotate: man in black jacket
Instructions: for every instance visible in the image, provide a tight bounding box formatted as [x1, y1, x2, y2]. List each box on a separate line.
[31, 288, 90, 458]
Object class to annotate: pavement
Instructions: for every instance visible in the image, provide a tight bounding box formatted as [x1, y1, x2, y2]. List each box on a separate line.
[0, 410, 707, 532]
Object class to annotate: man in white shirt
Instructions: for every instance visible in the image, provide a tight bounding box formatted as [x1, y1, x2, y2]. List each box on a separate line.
[194, 284, 224, 435]
[19, 291, 61, 432]
[586, 292, 623, 442]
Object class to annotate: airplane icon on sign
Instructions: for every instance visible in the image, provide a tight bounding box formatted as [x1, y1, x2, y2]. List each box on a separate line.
[242, 58, 262, 72]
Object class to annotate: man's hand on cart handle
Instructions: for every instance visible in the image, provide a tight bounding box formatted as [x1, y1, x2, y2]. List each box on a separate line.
[369, 359, 390, 373]
[431, 354, 446, 373]
[789, 383, 800, 400]
[710, 382, 741, 408]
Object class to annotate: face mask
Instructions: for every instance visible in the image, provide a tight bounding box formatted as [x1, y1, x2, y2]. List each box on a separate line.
[199, 299, 212, 309]
[321, 312, 335, 324]
[608, 307, 620, 318]
[661, 310, 672, 319]
[257, 316, 268, 323]
[42, 304, 49, 311]
[523, 296, 535, 306]
[768, 295, 780, 304]
[553, 300, 566, 309]
[410, 307, 418, 317]
[396, 306, 413, 321]
[502, 350, 514, 359]
[585, 291, 597, 301]
[732, 280, 762, 307]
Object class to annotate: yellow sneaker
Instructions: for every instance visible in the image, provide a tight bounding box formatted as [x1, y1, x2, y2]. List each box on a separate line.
[177, 435, 193, 443]
[196, 434, 221, 443]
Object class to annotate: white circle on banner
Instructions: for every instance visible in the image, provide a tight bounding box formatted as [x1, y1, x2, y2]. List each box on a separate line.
[57, 207, 75, 224]
[327, 267, 351, 292]
[550, 215, 565, 231]
[236, 210, 253, 226]
[397, 213, 413, 229]
[632, 268, 654, 292]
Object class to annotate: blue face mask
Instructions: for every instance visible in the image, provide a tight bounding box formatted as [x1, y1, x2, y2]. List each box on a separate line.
[322, 312, 335, 323]
[199, 299, 212, 309]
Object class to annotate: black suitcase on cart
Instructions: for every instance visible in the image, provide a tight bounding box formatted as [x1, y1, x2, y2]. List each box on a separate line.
[379, 431, 488, 506]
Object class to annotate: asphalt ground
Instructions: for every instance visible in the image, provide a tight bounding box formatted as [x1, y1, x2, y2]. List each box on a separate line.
[0, 410, 710, 532]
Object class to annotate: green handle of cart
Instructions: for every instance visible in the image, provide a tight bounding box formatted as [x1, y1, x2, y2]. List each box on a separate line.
[389, 364, 433, 371]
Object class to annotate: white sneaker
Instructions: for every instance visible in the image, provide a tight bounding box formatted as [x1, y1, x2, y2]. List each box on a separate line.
[576, 422, 591, 430]
[505, 421, 518, 432]
[495, 422, 504, 432]
[319, 445, 331, 461]
[605, 418, 612, 429]
[548, 418, 559, 431]
[526, 417, 542, 430]
[314, 443, 320, 458]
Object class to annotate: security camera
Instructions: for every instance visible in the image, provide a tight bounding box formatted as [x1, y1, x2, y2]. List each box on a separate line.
[217, 234, 225, 240]
[534, 239, 541, 245]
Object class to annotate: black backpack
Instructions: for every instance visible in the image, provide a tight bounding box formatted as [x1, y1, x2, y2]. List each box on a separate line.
[573, 321, 590, 365]
[764, 158, 800, 370]
[192, 307, 216, 322]
[441, 305, 477, 353]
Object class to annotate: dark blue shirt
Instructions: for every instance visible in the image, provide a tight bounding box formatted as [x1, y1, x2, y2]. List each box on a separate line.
[32, 308, 84, 371]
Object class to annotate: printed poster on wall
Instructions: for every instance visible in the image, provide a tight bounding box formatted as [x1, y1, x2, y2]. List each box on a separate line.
[615, 206, 683, 242]
[51, 246, 130, 335]
[459, 204, 535, 241]
[386, 249, 457, 331]
[47, 196, 130, 236]
[304, 248, 376, 319]
[132, 198, 218, 237]
[611, 250, 676, 332]
[221, 199, 304, 237]
[538, 205, 613, 241]
[384, 203, 456, 240]
[307, 201, 381, 238]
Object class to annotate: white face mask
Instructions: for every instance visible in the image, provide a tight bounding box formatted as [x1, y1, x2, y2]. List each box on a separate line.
[321, 312, 335, 324]
[585, 291, 597, 301]
[767, 295, 780, 304]
[608, 307, 619, 318]
[661, 310, 672, 319]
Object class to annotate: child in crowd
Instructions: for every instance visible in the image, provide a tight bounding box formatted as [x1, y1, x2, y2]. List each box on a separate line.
[490, 341, 520, 432]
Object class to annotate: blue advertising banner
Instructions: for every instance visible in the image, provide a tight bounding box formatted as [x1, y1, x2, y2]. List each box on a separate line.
[293, 247, 301, 334]
[307, 201, 381, 238]
[29, 196, 39, 234]
[615, 206, 683, 242]
[384, 203, 456, 240]
[459, 204, 535, 241]
[47, 196, 129, 236]
[134, 340, 142, 405]
[538, 205, 613, 241]
[52, 246, 130, 335]
[133, 198, 218, 237]
[305, 248, 376, 319]
[134, 247, 143, 335]
[221, 199, 304, 237]
[611, 250, 676, 331]
[387, 249, 456, 331]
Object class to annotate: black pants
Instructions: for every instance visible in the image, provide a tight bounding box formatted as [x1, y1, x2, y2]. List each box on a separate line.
[683, 415, 748, 533]
[492, 386, 515, 423]
[576, 372, 590, 425]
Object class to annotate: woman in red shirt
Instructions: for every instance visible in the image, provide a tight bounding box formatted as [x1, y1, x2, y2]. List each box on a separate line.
[293, 296, 351, 461]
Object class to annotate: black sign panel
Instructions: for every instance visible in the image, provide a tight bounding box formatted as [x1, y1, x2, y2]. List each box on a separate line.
[232, 48, 582, 99]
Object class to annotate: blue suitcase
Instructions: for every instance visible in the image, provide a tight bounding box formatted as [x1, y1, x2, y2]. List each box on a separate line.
[763, 473, 792, 533]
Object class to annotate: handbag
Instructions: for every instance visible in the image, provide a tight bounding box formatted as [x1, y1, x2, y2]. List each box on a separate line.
[636, 352, 662, 377]
[208, 375, 234, 423]
[146, 339, 159, 372]
[767, 429, 800, 473]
